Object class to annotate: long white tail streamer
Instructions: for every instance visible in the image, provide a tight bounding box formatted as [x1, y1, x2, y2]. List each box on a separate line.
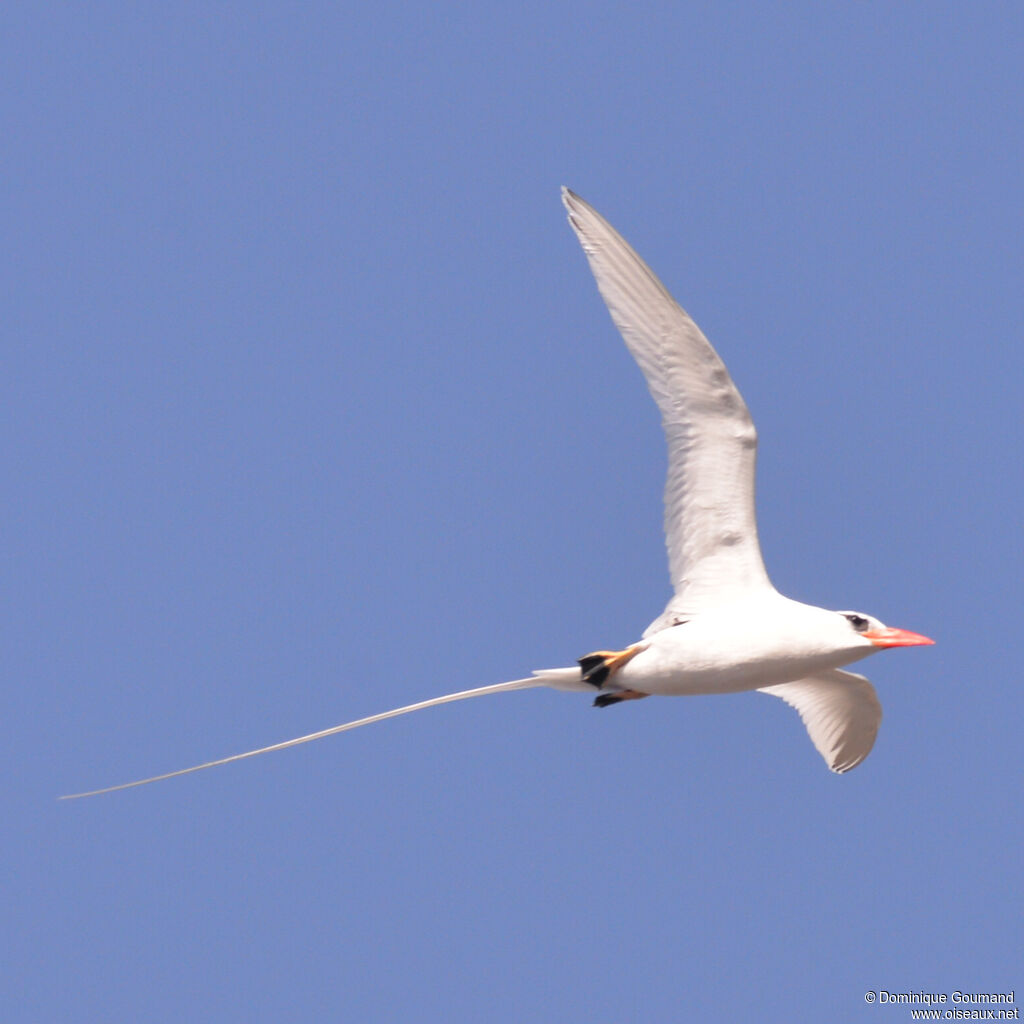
[60, 675, 573, 800]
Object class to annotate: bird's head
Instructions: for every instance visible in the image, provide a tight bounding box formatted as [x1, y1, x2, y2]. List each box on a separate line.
[835, 611, 934, 651]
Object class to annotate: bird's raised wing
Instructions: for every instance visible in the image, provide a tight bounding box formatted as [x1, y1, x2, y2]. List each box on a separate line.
[562, 189, 773, 634]
[758, 669, 882, 773]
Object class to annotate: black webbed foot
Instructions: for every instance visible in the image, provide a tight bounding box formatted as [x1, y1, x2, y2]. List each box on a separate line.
[579, 654, 611, 688]
[593, 689, 649, 708]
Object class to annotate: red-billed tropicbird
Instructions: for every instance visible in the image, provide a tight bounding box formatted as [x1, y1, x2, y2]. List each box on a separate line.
[62, 188, 933, 798]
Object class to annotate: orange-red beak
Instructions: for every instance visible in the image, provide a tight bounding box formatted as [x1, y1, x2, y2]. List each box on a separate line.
[862, 627, 935, 649]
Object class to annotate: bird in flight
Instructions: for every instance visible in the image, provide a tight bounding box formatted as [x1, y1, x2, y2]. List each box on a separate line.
[62, 188, 933, 798]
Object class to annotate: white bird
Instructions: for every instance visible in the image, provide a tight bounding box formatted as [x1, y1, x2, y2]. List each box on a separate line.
[62, 188, 933, 799]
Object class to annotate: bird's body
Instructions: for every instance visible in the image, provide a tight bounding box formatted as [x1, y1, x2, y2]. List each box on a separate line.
[63, 188, 933, 799]
[614, 594, 877, 698]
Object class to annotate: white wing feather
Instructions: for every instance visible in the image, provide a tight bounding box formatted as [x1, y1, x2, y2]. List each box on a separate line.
[758, 669, 882, 773]
[562, 189, 773, 634]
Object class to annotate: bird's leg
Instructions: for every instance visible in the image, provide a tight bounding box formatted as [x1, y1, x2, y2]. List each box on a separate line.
[577, 643, 645, 688]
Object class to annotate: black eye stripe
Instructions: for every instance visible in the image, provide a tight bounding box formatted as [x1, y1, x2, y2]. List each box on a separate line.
[844, 613, 869, 632]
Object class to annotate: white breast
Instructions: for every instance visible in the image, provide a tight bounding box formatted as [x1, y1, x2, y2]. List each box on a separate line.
[617, 596, 874, 696]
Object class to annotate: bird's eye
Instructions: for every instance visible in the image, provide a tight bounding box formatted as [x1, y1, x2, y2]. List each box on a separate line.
[844, 613, 869, 632]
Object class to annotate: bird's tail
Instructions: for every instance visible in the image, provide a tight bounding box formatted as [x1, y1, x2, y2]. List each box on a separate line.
[59, 667, 587, 800]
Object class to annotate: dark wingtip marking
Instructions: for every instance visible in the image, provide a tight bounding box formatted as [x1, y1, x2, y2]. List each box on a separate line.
[593, 693, 623, 708]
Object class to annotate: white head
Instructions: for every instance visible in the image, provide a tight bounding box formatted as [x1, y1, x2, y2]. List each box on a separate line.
[835, 610, 934, 652]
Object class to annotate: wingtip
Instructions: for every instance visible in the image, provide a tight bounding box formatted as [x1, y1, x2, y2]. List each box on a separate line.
[561, 187, 589, 236]
[829, 751, 868, 774]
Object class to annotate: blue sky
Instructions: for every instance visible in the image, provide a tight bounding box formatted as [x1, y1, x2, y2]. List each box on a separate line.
[8, 3, 1022, 1021]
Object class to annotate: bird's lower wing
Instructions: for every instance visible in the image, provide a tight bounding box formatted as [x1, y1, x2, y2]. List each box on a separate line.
[758, 668, 882, 773]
